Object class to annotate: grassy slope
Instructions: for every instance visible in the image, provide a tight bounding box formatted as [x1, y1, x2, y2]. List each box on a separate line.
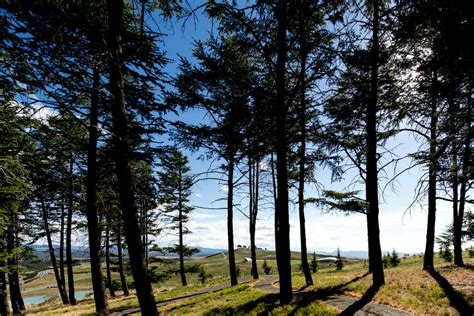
[24, 249, 474, 315]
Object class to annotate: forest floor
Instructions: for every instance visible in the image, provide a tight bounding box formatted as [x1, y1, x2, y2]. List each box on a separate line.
[23, 249, 474, 315]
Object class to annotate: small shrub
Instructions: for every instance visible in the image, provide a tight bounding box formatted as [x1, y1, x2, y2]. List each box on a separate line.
[149, 266, 171, 284]
[390, 249, 400, 267]
[262, 259, 272, 275]
[198, 266, 213, 284]
[310, 252, 318, 273]
[186, 263, 202, 273]
[336, 248, 343, 271]
[383, 252, 391, 268]
[439, 245, 453, 262]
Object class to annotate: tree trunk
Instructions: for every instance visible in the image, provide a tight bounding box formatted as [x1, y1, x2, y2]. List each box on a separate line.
[178, 167, 187, 286]
[59, 204, 66, 292]
[423, 70, 438, 271]
[105, 224, 115, 297]
[66, 158, 76, 305]
[7, 211, 25, 313]
[274, 0, 292, 304]
[227, 156, 238, 286]
[451, 131, 462, 266]
[297, 20, 313, 286]
[106, 1, 157, 313]
[366, 0, 384, 286]
[456, 84, 472, 267]
[116, 227, 129, 296]
[0, 250, 9, 316]
[249, 159, 259, 279]
[86, 63, 108, 313]
[40, 196, 70, 304]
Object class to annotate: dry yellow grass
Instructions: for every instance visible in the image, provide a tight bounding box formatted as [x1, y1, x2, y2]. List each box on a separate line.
[292, 254, 474, 315]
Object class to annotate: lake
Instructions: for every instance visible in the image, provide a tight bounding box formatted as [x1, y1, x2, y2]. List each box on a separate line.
[22, 290, 92, 306]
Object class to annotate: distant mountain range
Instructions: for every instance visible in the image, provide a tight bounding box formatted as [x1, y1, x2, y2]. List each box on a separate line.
[30, 244, 408, 261]
[30, 244, 226, 260]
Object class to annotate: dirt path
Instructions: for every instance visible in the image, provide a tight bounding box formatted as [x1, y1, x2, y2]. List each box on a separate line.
[252, 275, 412, 315]
[112, 274, 412, 315]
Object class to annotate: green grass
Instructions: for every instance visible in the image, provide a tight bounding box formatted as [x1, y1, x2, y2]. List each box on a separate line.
[22, 248, 474, 315]
[161, 284, 338, 316]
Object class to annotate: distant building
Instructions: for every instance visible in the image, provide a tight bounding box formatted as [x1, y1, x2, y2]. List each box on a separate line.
[317, 257, 338, 263]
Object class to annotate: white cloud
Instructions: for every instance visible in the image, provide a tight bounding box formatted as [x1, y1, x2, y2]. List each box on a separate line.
[220, 185, 228, 193]
[195, 193, 202, 198]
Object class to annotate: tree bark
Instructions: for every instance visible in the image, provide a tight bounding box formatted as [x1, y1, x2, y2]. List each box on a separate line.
[116, 227, 129, 296]
[40, 196, 70, 304]
[249, 159, 259, 279]
[66, 157, 76, 305]
[105, 224, 115, 297]
[456, 84, 472, 267]
[423, 70, 438, 271]
[451, 125, 462, 266]
[59, 204, 66, 292]
[86, 63, 108, 313]
[0, 249, 9, 316]
[106, 0, 157, 313]
[227, 156, 238, 286]
[274, 0, 293, 304]
[297, 19, 313, 286]
[7, 211, 25, 313]
[366, 0, 384, 286]
[178, 167, 187, 286]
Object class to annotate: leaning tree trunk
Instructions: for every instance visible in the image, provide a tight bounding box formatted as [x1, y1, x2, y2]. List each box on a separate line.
[274, 0, 292, 304]
[59, 204, 66, 292]
[66, 157, 76, 305]
[40, 196, 69, 304]
[106, 0, 157, 313]
[227, 155, 238, 286]
[116, 227, 129, 296]
[86, 63, 108, 313]
[423, 70, 438, 271]
[366, 0, 384, 286]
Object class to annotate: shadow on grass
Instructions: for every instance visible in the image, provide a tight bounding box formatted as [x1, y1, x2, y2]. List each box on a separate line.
[428, 269, 473, 315]
[339, 283, 381, 316]
[205, 293, 279, 315]
[288, 271, 371, 315]
[204, 272, 371, 316]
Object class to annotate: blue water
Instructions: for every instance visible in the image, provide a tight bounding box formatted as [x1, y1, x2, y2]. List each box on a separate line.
[23, 290, 91, 305]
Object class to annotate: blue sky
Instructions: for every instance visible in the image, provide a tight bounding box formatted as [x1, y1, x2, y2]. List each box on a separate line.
[150, 7, 472, 255]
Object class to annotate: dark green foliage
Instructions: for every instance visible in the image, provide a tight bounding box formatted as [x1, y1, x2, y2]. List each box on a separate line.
[197, 267, 213, 284]
[336, 248, 343, 271]
[310, 252, 318, 273]
[383, 249, 401, 268]
[307, 190, 368, 215]
[439, 245, 453, 263]
[390, 249, 400, 267]
[148, 266, 171, 284]
[262, 259, 272, 275]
